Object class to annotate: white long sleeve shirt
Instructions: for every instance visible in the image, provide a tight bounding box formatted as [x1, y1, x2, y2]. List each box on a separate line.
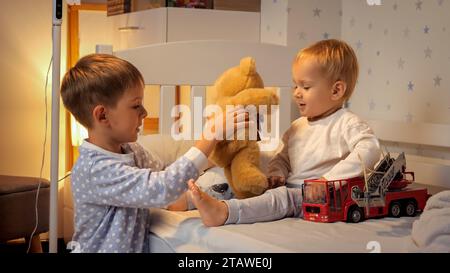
[268, 108, 381, 187]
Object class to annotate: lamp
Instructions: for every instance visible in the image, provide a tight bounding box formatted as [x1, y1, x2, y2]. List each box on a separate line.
[50, 0, 80, 254]
[49, 0, 62, 254]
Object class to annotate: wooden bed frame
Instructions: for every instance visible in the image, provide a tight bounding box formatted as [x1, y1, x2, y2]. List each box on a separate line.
[114, 40, 299, 138]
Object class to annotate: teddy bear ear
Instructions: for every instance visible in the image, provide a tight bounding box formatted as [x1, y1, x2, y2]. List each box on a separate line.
[239, 57, 257, 76]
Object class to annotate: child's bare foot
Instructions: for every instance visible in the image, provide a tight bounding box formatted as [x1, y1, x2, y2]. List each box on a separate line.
[167, 192, 189, 211]
[188, 179, 228, 227]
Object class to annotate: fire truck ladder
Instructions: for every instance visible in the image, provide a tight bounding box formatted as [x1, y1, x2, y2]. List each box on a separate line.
[352, 153, 406, 208]
[368, 152, 406, 197]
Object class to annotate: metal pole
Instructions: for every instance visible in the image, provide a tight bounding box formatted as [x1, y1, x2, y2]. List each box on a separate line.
[50, 2, 62, 253]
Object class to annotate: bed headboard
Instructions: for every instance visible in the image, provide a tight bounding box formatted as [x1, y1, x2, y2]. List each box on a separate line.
[114, 40, 299, 137]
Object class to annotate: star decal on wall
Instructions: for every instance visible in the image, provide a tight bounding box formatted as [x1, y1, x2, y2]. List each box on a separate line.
[434, 75, 442, 86]
[398, 58, 405, 69]
[408, 81, 415, 92]
[369, 99, 376, 111]
[424, 47, 432, 58]
[356, 40, 363, 50]
[415, 0, 423, 10]
[405, 112, 414, 122]
[424, 25, 430, 34]
[403, 27, 410, 38]
[298, 32, 307, 40]
[323, 32, 330, 39]
[313, 8, 321, 17]
[393, 3, 398, 10]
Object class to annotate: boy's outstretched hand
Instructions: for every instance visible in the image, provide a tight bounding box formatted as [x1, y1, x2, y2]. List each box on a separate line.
[195, 106, 252, 158]
[204, 105, 254, 141]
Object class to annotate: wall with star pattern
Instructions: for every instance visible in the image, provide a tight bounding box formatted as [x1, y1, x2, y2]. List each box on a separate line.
[262, 0, 449, 125]
[261, 0, 450, 184]
[342, 0, 450, 126]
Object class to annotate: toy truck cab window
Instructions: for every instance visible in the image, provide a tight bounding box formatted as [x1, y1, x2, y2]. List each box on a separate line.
[303, 182, 327, 204]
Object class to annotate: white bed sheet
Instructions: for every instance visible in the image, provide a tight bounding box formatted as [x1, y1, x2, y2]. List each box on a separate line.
[148, 208, 417, 253]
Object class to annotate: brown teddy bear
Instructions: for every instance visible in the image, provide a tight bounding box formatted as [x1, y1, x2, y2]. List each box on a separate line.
[209, 57, 279, 199]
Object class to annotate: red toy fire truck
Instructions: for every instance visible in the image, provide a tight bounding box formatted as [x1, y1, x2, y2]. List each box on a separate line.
[302, 152, 430, 223]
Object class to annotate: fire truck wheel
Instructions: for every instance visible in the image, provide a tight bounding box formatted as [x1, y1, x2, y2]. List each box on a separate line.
[389, 202, 402, 217]
[404, 200, 417, 217]
[347, 206, 364, 223]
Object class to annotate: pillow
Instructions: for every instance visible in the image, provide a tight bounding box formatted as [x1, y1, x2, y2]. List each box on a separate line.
[137, 134, 195, 168]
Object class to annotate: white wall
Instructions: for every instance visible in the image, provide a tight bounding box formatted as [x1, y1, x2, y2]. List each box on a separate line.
[261, 0, 288, 46]
[0, 1, 67, 179]
[0, 0, 68, 238]
[79, 10, 113, 58]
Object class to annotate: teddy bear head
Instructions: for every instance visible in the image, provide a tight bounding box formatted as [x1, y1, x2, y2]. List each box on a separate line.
[214, 57, 264, 98]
